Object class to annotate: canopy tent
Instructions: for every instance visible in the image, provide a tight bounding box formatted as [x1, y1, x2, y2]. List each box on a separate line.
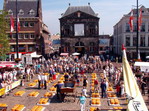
[60, 53, 69, 56]
[0, 61, 17, 68]
[72, 52, 80, 56]
[134, 62, 149, 72]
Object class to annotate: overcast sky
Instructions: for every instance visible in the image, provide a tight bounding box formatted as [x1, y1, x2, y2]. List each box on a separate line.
[0, 0, 149, 35]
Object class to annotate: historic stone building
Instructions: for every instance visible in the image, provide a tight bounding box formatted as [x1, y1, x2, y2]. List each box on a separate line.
[113, 6, 149, 61]
[59, 5, 100, 56]
[3, 0, 51, 58]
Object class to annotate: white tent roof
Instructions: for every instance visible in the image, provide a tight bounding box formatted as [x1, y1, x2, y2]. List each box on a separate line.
[134, 62, 149, 66]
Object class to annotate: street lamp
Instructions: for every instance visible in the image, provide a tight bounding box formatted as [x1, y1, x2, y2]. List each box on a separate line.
[136, 0, 139, 59]
[15, 0, 19, 59]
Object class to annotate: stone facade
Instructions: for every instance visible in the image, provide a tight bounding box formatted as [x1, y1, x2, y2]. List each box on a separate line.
[59, 5, 100, 56]
[113, 6, 149, 61]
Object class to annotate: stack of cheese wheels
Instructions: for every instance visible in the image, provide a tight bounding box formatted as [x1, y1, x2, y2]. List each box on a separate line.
[14, 91, 25, 96]
[91, 98, 100, 105]
[33, 80, 38, 83]
[91, 87, 95, 92]
[90, 107, 97, 111]
[60, 77, 64, 81]
[91, 73, 97, 78]
[91, 83, 94, 87]
[28, 91, 39, 97]
[107, 93, 116, 98]
[44, 92, 53, 97]
[44, 73, 49, 75]
[11, 104, 25, 111]
[28, 82, 36, 87]
[110, 99, 120, 105]
[38, 98, 49, 104]
[0, 103, 7, 107]
[113, 106, 123, 109]
[91, 93, 100, 98]
[49, 87, 56, 92]
[107, 87, 113, 92]
[46, 80, 51, 83]
[31, 105, 44, 111]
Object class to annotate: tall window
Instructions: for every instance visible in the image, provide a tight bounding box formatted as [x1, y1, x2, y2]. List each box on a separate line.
[74, 24, 84, 36]
[148, 36, 149, 46]
[125, 35, 130, 46]
[89, 42, 95, 52]
[133, 35, 137, 46]
[126, 23, 130, 32]
[24, 34, 29, 39]
[19, 33, 24, 39]
[64, 25, 70, 36]
[141, 23, 145, 32]
[133, 23, 137, 32]
[89, 24, 96, 35]
[140, 35, 145, 47]
[30, 33, 35, 39]
[24, 22, 29, 27]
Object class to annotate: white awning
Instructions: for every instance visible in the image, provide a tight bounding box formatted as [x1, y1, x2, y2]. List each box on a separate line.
[60, 53, 69, 56]
[72, 52, 80, 56]
[134, 62, 149, 67]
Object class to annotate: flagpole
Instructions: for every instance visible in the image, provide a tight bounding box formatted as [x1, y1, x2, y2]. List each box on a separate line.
[136, 0, 139, 59]
[16, 0, 19, 59]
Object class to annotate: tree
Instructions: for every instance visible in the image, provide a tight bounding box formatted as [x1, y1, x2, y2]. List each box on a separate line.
[0, 10, 10, 60]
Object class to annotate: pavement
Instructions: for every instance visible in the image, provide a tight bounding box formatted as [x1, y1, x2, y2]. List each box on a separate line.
[0, 63, 149, 111]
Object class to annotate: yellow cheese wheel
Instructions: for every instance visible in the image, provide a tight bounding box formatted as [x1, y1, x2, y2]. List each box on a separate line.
[92, 99, 96, 104]
[11, 104, 20, 111]
[35, 106, 43, 111]
[110, 99, 115, 104]
[31, 105, 38, 111]
[15, 105, 24, 111]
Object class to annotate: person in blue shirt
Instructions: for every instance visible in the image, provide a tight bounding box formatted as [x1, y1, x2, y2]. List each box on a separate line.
[77, 93, 86, 111]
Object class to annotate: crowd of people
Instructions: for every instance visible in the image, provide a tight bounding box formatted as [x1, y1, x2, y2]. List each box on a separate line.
[0, 54, 148, 110]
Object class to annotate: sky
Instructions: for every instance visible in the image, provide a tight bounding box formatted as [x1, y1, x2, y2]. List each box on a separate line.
[0, 0, 149, 35]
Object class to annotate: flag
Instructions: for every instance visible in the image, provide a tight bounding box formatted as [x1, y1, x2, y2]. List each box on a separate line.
[129, 9, 134, 32]
[138, 8, 142, 31]
[122, 44, 148, 111]
[10, 15, 14, 34]
[17, 17, 20, 32]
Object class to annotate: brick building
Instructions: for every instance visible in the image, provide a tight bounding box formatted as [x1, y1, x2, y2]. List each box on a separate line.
[3, 0, 51, 58]
[59, 5, 100, 56]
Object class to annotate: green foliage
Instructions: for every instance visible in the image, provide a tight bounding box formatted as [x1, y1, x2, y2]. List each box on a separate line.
[0, 10, 10, 60]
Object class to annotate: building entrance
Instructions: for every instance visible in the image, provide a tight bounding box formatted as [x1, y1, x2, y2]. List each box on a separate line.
[75, 42, 85, 55]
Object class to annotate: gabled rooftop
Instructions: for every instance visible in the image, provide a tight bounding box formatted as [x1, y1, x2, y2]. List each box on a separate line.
[61, 5, 98, 18]
[4, 0, 39, 17]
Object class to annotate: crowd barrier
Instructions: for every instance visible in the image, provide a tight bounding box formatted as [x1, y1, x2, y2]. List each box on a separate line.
[0, 80, 21, 96]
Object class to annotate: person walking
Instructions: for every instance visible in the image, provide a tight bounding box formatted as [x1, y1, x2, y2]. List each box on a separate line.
[77, 93, 86, 111]
[38, 73, 42, 89]
[100, 80, 107, 98]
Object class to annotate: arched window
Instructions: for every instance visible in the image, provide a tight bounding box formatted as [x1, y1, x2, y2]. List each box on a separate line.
[18, 9, 24, 15]
[29, 9, 35, 15]
[8, 9, 13, 15]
